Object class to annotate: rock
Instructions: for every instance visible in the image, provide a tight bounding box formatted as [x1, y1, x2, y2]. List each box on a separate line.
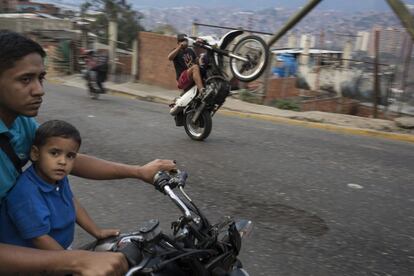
[395, 117, 414, 129]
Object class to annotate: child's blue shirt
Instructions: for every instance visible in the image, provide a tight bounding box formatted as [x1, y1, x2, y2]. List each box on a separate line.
[0, 165, 76, 249]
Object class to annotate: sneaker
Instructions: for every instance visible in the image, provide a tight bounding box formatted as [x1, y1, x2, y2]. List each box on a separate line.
[169, 97, 179, 108]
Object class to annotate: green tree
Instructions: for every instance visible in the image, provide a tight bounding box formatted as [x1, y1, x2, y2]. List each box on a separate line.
[153, 24, 178, 35]
[82, 0, 144, 49]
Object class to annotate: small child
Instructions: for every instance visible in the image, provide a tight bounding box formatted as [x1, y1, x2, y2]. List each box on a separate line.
[0, 120, 119, 250]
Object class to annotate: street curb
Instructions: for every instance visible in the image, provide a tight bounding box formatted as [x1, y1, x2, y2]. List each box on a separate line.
[49, 78, 414, 144]
[218, 109, 414, 144]
[108, 89, 172, 105]
[47, 78, 65, 85]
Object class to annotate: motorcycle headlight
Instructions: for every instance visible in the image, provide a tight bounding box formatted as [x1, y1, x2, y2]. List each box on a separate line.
[235, 220, 253, 239]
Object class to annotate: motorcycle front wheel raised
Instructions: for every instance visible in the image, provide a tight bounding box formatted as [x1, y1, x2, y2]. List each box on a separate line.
[230, 35, 269, 82]
[184, 110, 212, 141]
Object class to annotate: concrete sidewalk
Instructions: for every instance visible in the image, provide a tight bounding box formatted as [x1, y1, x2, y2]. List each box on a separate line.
[51, 74, 414, 143]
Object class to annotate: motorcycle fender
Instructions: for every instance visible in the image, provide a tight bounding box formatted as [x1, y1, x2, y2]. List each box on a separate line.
[176, 87, 197, 107]
[219, 30, 244, 50]
[214, 30, 244, 71]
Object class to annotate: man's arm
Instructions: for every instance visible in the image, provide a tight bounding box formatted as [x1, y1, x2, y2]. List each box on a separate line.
[71, 154, 176, 184]
[168, 43, 185, 61]
[74, 197, 119, 240]
[0, 243, 128, 276]
[32, 234, 64, 250]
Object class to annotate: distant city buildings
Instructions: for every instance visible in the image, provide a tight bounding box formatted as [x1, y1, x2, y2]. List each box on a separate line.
[0, 0, 60, 16]
[365, 27, 406, 57]
[299, 34, 316, 49]
[355, 31, 370, 52]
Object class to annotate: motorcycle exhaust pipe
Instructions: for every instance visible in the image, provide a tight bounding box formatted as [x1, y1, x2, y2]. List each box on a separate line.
[170, 105, 183, 116]
[191, 102, 206, 124]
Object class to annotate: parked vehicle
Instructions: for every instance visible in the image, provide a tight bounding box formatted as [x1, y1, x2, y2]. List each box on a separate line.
[83, 170, 253, 276]
[170, 31, 269, 140]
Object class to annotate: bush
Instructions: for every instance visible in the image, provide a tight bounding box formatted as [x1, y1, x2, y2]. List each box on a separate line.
[269, 99, 300, 111]
[238, 89, 263, 104]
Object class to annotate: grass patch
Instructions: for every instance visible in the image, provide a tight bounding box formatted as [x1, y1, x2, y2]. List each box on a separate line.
[239, 89, 263, 104]
[268, 99, 300, 111]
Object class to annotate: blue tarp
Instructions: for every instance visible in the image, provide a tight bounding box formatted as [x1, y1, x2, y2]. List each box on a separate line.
[272, 54, 297, 77]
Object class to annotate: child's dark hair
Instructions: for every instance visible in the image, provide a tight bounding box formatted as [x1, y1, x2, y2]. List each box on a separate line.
[33, 120, 81, 148]
[0, 31, 46, 76]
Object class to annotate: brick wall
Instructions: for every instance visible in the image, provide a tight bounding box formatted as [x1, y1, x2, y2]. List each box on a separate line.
[137, 32, 177, 90]
[264, 77, 300, 102]
[117, 55, 132, 75]
[300, 97, 359, 114]
[356, 105, 399, 119]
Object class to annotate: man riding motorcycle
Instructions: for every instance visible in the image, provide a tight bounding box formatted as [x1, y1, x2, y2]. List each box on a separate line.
[168, 34, 206, 96]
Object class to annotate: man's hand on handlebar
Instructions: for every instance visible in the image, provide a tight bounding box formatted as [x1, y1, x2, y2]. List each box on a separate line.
[73, 251, 128, 276]
[194, 38, 207, 47]
[136, 159, 177, 184]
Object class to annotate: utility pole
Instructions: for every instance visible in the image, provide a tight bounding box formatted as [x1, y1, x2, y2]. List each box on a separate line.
[191, 20, 199, 37]
[109, 20, 118, 77]
[401, 34, 413, 91]
[398, 33, 413, 113]
[267, 0, 322, 47]
[373, 29, 380, 118]
[263, 0, 322, 98]
[387, 0, 414, 40]
[315, 29, 324, 91]
[131, 39, 138, 81]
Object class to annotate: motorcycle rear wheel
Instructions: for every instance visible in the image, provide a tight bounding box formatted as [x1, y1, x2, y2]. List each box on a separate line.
[184, 110, 212, 141]
[89, 91, 100, 99]
[88, 84, 100, 99]
[230, 35, 269, 82]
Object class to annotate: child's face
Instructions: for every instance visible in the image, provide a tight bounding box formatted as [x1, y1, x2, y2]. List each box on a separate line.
[30, 137, 79, 184]
[0, 53, 46, 122]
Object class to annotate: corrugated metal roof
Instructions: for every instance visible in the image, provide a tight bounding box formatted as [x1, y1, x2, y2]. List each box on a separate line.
[0, 13, 61, 19]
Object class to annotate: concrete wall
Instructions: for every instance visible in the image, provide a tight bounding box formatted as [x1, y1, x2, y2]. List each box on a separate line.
[298, 65, 363, 96]
[0, 17, 73, 33]
[137, 32, 177, 90]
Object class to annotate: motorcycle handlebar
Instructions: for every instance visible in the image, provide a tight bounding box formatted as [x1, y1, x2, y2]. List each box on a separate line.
[164, 185, 192, 219]
[185, 36, 214, 51]
[185, 35, 247, 62]
[175, 171, 188, 187]
[153, 170, 188, 192]
[153, 170, 192, 220]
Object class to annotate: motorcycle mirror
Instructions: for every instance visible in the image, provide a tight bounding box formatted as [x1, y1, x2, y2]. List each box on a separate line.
[235, 220, 253, 239]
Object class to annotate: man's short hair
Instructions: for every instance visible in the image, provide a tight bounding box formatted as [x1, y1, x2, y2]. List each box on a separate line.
[177, 34, 187, 42]
[0, 31, 46, 76]
[33, 120, 82, 148]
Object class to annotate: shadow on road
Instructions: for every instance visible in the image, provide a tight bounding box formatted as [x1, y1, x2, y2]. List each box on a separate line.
[234, 201, 329, 237]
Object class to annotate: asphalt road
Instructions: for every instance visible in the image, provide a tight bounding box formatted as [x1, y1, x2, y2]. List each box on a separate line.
[39, 82, 414, 276]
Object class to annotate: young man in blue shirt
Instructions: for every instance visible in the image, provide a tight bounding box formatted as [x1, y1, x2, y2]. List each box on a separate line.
[1, 120, 120, 250]
[0, 31, 176, 275]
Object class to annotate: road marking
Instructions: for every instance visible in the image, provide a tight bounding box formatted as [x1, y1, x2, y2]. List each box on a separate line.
[347, 183, 364, 189]
[87, 115, 96, 118]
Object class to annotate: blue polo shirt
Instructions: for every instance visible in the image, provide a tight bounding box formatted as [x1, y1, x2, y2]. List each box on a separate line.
[0, 116, 38, 202]
[0, 165, 76, 249]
